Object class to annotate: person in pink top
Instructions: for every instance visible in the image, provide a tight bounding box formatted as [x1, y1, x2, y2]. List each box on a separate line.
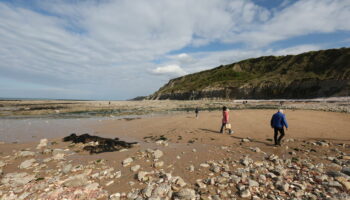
[220, 106, 232, 134]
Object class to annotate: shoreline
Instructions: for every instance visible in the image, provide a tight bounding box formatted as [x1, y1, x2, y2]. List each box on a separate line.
[0, 110, 349, 199]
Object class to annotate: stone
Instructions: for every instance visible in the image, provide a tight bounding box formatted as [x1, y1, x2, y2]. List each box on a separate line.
[173, 188, 196, 200]
[122, 157, 133, 167]
[240, 156, 252, 166]
[240, 189, 251, 198]
[18, 151, 35, 157]
[142, 185, 154, 198]
[19, 159, 36, 169]
[63, 174, 89, 187]
[196, 179, 207, 189]
[0, 160, 6, 167]
[200, 163, 210, 168]
[52, 148, 65, 156]
[1, 172, 35, 187]
[241, 138, 250, 143]
[105, 180, 114, 186]
[36, 138, 48, 149]
[62, 164, 72, 174]
[131, 165, 141, 172]
[189, 165, 195, 172]
[52, 153, 65, 160]
[137, 171, 149, 182]
[110, 193, 121, 200]
[173, 176, 187, 187]
[249, 179, 259, 187]
[153, 183, 171, 197]
[114, 171, 122, 178]
[341, 167, 350, 176]
[276, 181, 289, 192]
[154, 161, 164, 168]
[335, 177, 350, 191]
[153, 149, 164, 159]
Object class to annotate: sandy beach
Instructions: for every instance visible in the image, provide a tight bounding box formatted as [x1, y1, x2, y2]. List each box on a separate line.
[0, 107, 349, 199]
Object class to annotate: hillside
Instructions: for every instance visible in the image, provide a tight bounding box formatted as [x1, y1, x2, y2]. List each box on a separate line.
[148, 48, 350, 100]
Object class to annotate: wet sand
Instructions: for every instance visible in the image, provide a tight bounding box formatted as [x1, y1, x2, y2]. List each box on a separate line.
[0, 109, 349, 199]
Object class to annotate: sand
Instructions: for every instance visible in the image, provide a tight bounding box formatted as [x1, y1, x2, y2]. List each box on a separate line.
[0, 109, 349, 198]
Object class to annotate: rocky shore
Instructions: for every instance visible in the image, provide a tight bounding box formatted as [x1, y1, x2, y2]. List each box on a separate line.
[0, 110, 349, 199]
[0, 136, 349, 200]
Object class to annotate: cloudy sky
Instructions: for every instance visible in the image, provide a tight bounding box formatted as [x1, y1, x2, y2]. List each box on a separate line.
[0, 0, 349, 100]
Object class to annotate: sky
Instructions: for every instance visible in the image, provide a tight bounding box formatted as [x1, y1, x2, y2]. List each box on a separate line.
[0, 0, 349, 100]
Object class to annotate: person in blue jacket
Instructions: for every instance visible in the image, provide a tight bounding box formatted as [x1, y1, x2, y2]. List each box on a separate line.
[270, 109, 288, 146]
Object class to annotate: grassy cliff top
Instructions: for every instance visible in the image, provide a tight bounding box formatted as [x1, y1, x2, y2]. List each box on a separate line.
[154, 47, 350, 94]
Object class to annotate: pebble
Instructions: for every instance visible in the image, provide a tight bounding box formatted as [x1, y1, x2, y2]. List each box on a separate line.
[19, 159, 36, 169]
[131, 165, 141, 172]
[122, 157, 133, 167]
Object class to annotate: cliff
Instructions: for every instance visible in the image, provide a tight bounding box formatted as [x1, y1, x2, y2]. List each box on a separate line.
[148, 48, 350, 100]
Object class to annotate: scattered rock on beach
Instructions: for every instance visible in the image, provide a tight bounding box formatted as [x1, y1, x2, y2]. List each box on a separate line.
[19, 159, 36, 169]
[36, 138, 48, 149]
[122, 157, 133, 167]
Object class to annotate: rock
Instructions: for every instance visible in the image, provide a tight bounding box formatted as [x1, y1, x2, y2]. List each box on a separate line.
[250, 147, 261, 153]
[241, 138, 250, 142]
[62, 164, 72, 174]
[122, 157, 133, 167]
[114, 171, 122, 179]
[0, 160, 6, 167]
[188, 165, 194, 172]
[172, 176, 187, 187]
[19, 159, 36, 169]
[153, 149, 164, 159]
[240, 156, 252, 166]
[110, 193, 121, 200]
[153, 183, 171, 197]
[131, 165, 141, 172]
[240, 189, 251, 198]
[249, 179, 259, 187]
[137, 171, 149, 182]
[327, 171, 345, 178]
[52, 148, 65, 155]
[18, 151, 35, 157]
[142, 185, 154, 198]
[63, 174, 89, 187]
[1, 172, 35, 186]
[196, 179, 206, 189]
[276, 181, 289, 192]
[52, 153, 65, 160]
[173, 188, 196, 200]
[341, 167, 350, 176]
[105, 180, 114, 186]
[200, 163, 210, 168]
[154, 161, 164, 168]
[36, 138, 48, 149]
[335, 177, 350, 191]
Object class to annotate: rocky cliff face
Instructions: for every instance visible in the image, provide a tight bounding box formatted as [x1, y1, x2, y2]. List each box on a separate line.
[148, 48, 350, 100]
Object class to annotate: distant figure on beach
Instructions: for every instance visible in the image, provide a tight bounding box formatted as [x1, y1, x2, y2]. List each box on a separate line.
[270, 109, 288, 146]
[195, 107, 199, 118]
[220, 106, 233, 134]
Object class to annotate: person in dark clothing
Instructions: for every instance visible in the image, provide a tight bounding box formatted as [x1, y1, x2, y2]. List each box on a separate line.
[270, 109, 288, 146]
[195, 107, 199, 119]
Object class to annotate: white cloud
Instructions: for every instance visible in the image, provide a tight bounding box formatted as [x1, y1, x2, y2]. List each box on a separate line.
[0, 0, 348, 99]
[151, 65, 187, 77]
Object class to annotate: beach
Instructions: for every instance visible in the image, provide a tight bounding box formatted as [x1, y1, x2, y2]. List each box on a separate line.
[0, 103, 349, 199]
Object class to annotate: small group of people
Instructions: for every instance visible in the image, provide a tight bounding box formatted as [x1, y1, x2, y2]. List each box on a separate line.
[217, 106, 288, 146]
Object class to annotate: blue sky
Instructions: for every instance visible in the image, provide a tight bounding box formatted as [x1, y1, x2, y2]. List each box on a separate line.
[0, 0, 349, 100]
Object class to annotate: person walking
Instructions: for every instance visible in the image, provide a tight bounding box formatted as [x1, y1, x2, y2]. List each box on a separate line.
[270, 109, 288, 146]
[195, 107, 199, 119]
[220, 106, 232, 134]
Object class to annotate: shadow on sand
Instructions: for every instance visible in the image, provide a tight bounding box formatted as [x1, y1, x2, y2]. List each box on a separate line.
[199, 128, 274, 146]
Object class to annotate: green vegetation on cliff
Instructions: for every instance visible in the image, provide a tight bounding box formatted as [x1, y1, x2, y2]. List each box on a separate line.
[150, 47, 350, 100]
